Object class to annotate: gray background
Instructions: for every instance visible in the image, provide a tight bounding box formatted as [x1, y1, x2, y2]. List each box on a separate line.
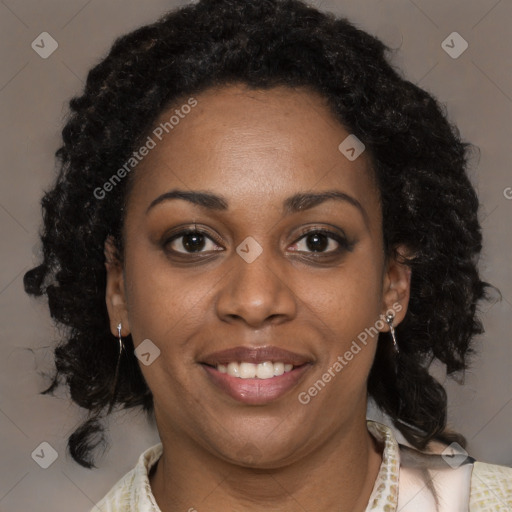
[0, 0, 510, 511]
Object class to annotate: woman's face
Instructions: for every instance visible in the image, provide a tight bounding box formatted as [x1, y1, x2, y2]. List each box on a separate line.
[105, 84, 410, 466]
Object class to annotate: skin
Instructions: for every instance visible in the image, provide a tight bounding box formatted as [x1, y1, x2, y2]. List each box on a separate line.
[104, 83, 411, 511]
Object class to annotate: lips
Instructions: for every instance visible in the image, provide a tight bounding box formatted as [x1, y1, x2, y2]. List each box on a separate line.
[199, 346, 314, 405]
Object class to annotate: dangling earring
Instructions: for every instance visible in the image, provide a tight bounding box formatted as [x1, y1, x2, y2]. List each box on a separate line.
[117, 323, 124, 355]
[385, 312, 399, 355]
[107, 323, 125, 413]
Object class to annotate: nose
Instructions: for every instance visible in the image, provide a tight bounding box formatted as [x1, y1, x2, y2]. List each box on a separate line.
[215, 244, 298, 329]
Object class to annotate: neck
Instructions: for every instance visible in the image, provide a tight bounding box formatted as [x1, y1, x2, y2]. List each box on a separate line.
[150, 415, 383, 512]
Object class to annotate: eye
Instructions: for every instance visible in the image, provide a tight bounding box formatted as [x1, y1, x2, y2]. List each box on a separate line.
[162, 226, 353, 258]
[289, 228, 352, 255]
[164, 229, 222, 254]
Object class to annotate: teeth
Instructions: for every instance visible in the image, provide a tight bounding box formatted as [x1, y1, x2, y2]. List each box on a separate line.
[240, 362, 256, 378]
[273, 362, 285, 376]
[257, 361, 274, 379]
[218, 361, 297, 379]
[227, 362, 240, 377]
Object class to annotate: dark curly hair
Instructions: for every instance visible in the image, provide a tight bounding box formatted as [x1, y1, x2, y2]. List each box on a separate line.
[24, 0, 489, 469]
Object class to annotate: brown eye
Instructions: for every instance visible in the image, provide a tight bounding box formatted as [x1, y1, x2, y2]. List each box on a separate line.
[299, 232, 331, 252]
[165, 230, 222, 254]
[290, 229, 354, 255]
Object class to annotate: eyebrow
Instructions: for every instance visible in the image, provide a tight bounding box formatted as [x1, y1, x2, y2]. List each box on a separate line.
[146, 188, 369, 225]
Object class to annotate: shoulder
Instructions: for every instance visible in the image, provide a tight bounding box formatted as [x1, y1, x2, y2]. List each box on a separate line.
[470, 461, 512, 510]
[89, 443, 164, 512]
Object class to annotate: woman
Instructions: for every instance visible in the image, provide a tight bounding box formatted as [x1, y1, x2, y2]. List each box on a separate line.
[24, 0, 511, 510]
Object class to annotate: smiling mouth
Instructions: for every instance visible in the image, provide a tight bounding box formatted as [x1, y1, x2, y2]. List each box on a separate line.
[199, 345, 313, 403]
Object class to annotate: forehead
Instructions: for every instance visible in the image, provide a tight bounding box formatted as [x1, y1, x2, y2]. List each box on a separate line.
[127, 84, 380, 225]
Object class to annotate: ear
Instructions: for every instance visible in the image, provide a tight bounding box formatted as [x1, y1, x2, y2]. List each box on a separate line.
[380, 245, 412, 329]
[104, 236, 130, 336]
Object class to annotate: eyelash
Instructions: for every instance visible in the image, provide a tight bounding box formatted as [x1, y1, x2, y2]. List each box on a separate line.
[163, 226, 354, 259]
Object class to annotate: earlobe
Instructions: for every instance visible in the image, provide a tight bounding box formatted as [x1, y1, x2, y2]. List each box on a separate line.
[104, 236, 130, 336]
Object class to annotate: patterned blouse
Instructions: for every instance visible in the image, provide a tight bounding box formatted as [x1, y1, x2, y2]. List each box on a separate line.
[91, 420, 512, 511]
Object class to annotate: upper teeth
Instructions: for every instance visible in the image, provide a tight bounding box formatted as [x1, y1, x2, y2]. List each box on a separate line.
[216, 361, 294, 379]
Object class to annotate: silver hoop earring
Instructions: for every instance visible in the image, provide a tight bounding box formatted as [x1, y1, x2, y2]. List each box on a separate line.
[385, 312, 399, 355]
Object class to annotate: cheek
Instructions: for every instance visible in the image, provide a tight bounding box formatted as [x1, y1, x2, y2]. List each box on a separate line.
[333, 270, 383, 337]
[303, 248, 384, 391]
[122, 246, 208, 353]
[122, 255, 208, 404]
[307, 251, 384, 337]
